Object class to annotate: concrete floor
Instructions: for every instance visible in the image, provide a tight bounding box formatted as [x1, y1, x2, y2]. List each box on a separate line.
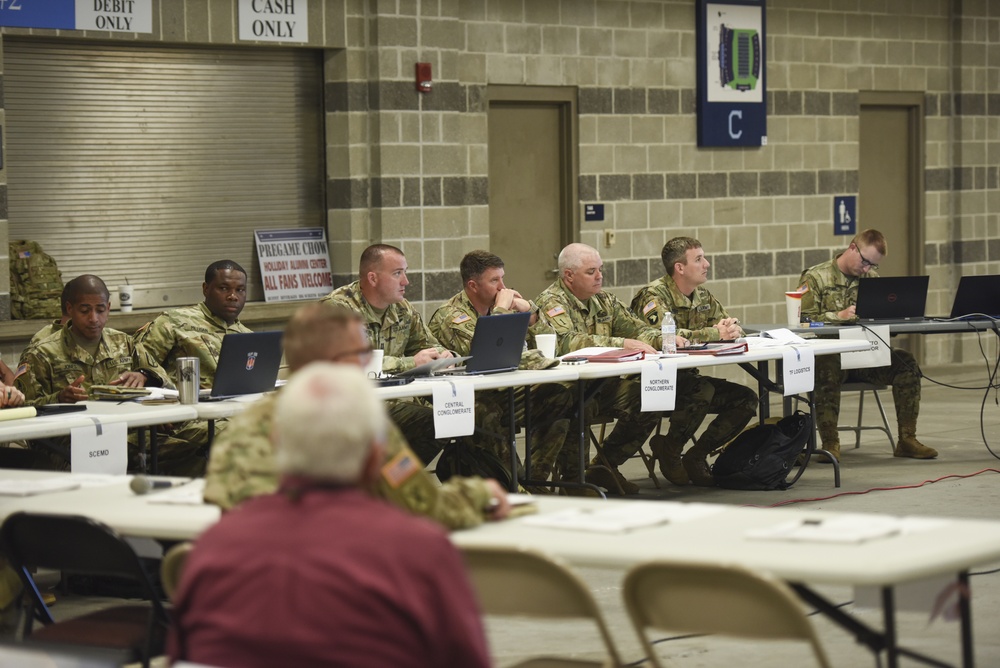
[7, 365, 1000, 667]
[484, 365, 1000, 667]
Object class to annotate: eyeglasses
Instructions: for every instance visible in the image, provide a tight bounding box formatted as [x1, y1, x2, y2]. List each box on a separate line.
[330, 347, 374, 365]
[855, 246, 879, 270]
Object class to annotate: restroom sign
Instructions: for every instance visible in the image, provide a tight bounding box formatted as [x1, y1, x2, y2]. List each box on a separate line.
[834, 196, 856, 236]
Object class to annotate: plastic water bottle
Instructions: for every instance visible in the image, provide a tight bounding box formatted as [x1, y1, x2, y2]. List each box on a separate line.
[661, 312, 676, 355]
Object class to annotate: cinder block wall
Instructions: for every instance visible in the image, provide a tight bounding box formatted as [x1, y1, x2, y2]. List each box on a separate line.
[1, 0, 997, 369]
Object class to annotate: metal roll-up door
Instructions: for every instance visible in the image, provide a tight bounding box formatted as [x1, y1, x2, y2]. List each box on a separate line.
[5, 37, 325, 308]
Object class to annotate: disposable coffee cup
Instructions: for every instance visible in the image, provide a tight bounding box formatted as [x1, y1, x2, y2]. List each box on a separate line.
[177, 357, 200, 405]
[364, 349, 384, 379]
[118, 285, 135, 313]
[785, 292, 804, 327]
[535, 333, 557, 359]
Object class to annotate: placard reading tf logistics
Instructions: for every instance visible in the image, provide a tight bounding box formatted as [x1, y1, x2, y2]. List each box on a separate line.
[255, 228, 333, 302]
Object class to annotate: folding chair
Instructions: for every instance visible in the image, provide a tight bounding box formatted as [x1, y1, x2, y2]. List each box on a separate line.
[160, 541, 194, 600]
[839, 382, 895, 450]
[588, 416, 659, 490]
[461, 545, 625, 668]
[0, 512, 169, 668]
[623, 560, 831, 668]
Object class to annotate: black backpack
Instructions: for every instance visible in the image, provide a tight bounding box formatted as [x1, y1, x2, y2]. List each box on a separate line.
[712, 412, 812, 491]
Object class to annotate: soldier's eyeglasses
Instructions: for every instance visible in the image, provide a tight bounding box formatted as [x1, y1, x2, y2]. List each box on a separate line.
[855, 246, 879, 270]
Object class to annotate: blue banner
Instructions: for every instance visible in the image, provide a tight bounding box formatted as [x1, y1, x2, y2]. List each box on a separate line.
[0, 0, 75, 30]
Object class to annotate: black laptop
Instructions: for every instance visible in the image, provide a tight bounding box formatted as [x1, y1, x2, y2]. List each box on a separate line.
[855, 276, 929, 322]
[462, 311, 532, 374]
[202, 331, 284, 399]
[948, 275, 1000, 320]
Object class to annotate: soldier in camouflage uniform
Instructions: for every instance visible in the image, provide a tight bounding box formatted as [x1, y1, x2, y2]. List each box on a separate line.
[321, 244, 493, 465]
[429, 250, 577, 489]
[631, 238, 758, 486]
[14, 275, 196, 472]
[133, 260, 253, 474]
[798, 229, 936, 461]
[204, 302, 509, 530]
[534, 243, 667, 495]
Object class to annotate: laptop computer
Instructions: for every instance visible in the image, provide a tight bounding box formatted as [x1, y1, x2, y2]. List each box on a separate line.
[463, 311, 532, 374]
[202, 331, 284, 399]
[948, 275, 1000, 320]
[855, 276, 929, 323]
[395, 311, 531, 377]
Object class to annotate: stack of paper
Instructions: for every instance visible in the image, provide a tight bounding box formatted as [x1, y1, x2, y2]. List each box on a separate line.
[90, 385, 151, 401]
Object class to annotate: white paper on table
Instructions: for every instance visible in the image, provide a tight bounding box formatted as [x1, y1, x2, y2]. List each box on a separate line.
[521, 503, 725, 533]
[66, 473, 123, 488]
[559, 347, 618, 358]
[781, 346, 815, 396]
[640, 358, 677, 412]
[0, 477, 82, 496]
[432, 379, 476, 439]
[762, 328, 808, 344]
[839, 325, 891, 370]
[745, 514, 907, 544]
[70, 420, 127, 475]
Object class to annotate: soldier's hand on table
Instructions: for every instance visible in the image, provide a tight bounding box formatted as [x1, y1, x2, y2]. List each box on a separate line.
[715, 318, 742, 340]
[483, 479, 511, 520]
[414, 348, 448, 366]
[59, 375, 88, 403]
[0, 384, 24, 408]
[110, 371, 146, 388]
[837, 305, 856, 320]
[623, 339, 658, 354]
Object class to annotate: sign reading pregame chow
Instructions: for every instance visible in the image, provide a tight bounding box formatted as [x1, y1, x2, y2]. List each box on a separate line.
[254, 228, 333, 303]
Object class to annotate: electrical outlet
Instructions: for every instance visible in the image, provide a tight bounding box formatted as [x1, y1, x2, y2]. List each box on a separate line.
[604, 230, 616, 247]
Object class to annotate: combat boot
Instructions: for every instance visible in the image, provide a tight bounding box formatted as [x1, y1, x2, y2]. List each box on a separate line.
[820, 440, 840, 463]
[585, 465, 640, 495]
[895, 420, 938, 459]
[680, 441, 716, 487]
[648, 434, 689, 486]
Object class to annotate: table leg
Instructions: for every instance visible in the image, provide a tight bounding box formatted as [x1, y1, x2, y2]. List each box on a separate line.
[882, 586, 899, 668]
[507, 387, 518, 492]
[149, 425, 159, 475]
[959, 571, 973, 668]
[522, 386, 532, 481]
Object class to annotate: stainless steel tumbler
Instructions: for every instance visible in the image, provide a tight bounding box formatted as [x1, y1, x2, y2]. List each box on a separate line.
[176, 357, 200, 404]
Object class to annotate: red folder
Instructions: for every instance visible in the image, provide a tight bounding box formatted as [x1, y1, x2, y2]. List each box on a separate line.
[683, 342, 748, 356]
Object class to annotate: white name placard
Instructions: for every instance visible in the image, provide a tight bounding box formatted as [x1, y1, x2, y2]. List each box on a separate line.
[640, 359, 678, 412]
[432, 379, 476, 439]
[839, 325, 891, 370]
[71, 420, 128, 475]
[781, 346, 815, 396]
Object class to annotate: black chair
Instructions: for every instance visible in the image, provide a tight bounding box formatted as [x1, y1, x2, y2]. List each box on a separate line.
[0, 512, 169, 667]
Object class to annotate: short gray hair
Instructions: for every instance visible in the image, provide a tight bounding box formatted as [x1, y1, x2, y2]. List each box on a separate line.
[272, 362, 387, 482]
[557, 243, 599, 272]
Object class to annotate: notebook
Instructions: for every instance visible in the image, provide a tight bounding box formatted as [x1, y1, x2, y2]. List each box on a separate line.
[202, 331, 284, 400]
[854, 276, 929, 323]
[948, 275, 1000, 320]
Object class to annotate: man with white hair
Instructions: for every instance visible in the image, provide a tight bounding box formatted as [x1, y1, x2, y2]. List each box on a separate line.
[534, 242, 678, 495]
[169, 363, 491, 668]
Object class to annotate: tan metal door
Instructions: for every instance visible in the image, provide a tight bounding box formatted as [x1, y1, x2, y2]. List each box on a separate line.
[487, 87, 577, 300]
[859, 93, 924, 278]
[859, 92, 925, 357]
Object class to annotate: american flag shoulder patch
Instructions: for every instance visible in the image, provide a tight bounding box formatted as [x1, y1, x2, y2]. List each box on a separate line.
[452, 313, 472, 324]
[381, 450, 420, 489]
[546, 305, 565, 317]
[642, 300, 656, 315]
